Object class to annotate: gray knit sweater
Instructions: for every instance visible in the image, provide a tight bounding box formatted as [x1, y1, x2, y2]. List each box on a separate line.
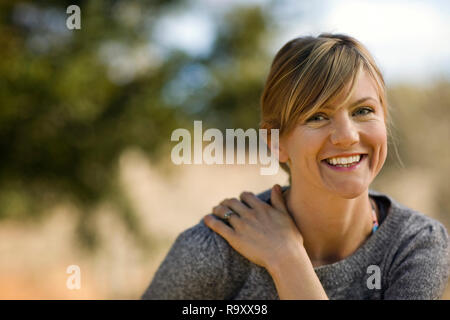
[142, 187, 450, 300]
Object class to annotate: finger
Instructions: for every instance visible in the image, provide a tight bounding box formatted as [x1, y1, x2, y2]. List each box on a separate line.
[211, 204, 240, 223]
[270, 184, 288, 213]
[239, 192, 267, 211]
[203, 214, 236, 243]
[220, 198, 251, 217]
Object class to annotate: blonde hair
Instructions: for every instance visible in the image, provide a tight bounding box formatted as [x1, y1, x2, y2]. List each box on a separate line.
[260, 33, 395, 181]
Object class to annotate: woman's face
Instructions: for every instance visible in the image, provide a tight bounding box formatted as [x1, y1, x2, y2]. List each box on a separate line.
[279, 69, 388, 198]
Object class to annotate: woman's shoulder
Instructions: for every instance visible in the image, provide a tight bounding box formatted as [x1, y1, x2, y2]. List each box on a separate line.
[372, 189, 449, 243]
[174, 187, 275, 263]
[371, 190, 448, 269]
[174, 219, 244, 271]
[178, 217, 253, 273]
[370, 190, 449, 299]
[142, 215, 253, 299]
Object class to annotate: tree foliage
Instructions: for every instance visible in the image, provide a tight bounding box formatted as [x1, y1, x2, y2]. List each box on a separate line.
[0, 0, 276, 250]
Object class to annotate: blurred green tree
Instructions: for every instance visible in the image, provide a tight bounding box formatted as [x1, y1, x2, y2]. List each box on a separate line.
[0, 0, 277, 250]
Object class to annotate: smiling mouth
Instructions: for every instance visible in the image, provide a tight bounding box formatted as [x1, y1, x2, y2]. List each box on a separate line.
[322, 154, 368, 168]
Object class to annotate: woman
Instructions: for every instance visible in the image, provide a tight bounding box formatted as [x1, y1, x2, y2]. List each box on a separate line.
[142, 33, 449, 299]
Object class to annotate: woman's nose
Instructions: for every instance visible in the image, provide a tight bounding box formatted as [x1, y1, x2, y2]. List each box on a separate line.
[330, 116, 359, 147]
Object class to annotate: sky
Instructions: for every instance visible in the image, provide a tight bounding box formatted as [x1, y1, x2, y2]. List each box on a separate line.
[276, 0, 450, 85]
[154, 0, 450, 85]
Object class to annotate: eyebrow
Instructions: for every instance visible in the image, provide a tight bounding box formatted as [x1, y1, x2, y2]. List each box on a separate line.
[322, 97, 379, 111]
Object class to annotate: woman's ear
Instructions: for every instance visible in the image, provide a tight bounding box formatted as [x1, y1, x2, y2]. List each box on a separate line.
[264, 128, 289, 163]
[277, 137, 290, 163]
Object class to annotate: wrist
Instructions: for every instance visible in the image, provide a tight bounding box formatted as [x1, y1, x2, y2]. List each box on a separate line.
[266, 246, 328, 300]
[266, 245, 310, 277]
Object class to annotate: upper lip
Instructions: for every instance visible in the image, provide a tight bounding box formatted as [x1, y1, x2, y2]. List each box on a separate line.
[322, 153, 367, 160]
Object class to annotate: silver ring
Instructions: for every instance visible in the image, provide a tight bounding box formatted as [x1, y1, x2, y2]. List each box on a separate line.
[223, 210, 234, 220]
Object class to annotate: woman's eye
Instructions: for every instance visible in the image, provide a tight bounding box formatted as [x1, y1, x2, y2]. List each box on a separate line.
[306, 113, 327, 122]
[353, 107, 374, 116]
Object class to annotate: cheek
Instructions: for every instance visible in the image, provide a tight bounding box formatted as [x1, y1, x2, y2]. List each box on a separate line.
[365, 122, 388, 171]
[288, 129, 326, 165]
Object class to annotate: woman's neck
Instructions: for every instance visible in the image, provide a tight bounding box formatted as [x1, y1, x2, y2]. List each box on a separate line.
[283, 182, 374, 266]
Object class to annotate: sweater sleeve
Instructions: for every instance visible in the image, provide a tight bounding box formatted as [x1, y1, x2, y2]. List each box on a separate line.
[141, 219, 250, 299]
[384, 220, 450, 300]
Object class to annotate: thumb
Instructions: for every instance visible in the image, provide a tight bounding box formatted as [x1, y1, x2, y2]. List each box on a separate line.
[271, 184, 288, 213]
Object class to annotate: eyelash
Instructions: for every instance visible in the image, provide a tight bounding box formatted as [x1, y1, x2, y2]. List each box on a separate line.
[306, 107, 374, 123]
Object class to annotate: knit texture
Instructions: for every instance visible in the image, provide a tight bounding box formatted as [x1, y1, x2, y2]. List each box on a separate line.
[141, 187, 450, 300]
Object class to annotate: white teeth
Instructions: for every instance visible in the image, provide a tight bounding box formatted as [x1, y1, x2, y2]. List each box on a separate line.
[326, 155, 362, 166]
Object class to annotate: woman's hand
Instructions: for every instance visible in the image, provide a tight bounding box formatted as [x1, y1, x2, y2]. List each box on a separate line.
[203, 184, 304, 270]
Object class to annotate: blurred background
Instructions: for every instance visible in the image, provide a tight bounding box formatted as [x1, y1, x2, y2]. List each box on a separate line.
[0, 0, 449, 299]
